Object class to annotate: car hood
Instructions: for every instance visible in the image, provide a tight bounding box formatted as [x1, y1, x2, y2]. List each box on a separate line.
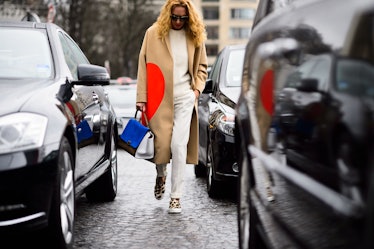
[0, 78, 55, 116]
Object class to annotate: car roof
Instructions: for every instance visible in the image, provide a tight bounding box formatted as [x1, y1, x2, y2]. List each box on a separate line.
[0, 21, 64, 33]
[225, 44, 246, 50]
[0, 20, 48, 28]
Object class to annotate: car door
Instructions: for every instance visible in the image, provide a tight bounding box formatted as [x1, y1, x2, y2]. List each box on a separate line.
[250, 43, 360, 249]
[276, 55, 342, 189]
[247, 2, 373, 248]
[58, 31, 104, 179]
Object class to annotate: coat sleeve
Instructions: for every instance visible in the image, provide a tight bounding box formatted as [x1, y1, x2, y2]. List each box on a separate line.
[194, 43, 208, 94]
[136, 29, 148, 103]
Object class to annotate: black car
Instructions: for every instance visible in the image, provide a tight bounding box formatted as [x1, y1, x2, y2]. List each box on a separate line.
[235, 0, 374, 248]
[197, 44, 245, 197]
[0, 21, 118, 248]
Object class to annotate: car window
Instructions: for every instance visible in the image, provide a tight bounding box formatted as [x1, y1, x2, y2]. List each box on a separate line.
[58, 32, 89, 80]
[306, 56, 331, 91]
[336, 59, 374, 97]
[284, 58, 317, 88]
[285, 56, 331, 91]
[210, 50, 224, 85]
[225, 48, 245, 87]
[0, 28, 53, 79]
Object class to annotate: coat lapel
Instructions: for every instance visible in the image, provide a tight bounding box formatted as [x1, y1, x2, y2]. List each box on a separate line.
[165, 34, 173, 60]
[187, 37, 194, 78]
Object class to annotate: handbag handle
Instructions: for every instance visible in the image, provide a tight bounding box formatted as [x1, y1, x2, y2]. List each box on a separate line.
[134, 109, 149, 127]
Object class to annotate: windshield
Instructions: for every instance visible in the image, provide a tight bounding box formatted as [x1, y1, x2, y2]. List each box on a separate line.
[0, 28, 53, 79]
[225, 48, 245, 87]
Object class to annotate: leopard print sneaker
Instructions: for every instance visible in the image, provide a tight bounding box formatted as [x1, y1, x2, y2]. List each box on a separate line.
[168, 198, 181, 214]
[154, 176, 165, 200]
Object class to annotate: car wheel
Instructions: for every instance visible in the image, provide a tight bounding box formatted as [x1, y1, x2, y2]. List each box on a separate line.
[85, 131, 118, 202]
[207, 143, 221, 198]
[194, 162, 206, 178]
[44, 136, 75, 249]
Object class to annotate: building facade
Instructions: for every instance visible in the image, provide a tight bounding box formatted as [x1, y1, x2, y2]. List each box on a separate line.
[193, 0, 258, 65]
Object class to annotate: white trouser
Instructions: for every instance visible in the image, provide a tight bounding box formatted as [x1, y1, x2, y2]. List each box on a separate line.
[156, 89, 195, 199]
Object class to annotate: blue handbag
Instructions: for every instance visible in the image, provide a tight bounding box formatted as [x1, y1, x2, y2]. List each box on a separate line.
[119, 110, 154, 159]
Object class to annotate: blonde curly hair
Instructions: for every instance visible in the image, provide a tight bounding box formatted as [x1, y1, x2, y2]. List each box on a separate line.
[156, 0, 207, 47]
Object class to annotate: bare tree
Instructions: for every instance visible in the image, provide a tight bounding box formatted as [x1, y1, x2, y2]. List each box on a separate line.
[56, 0, 158, 78]
[1, 0, 159, 79]
[67, 0, 87, 43]
[104, 0, 158, 78]
[0, 0, 48, 21]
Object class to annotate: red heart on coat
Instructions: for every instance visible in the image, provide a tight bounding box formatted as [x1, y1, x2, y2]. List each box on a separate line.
[146, 63, 165, 121]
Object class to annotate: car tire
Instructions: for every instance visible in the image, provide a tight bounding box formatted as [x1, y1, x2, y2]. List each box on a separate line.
[194, 162, 206, 178]
[44, 136, 75, 249]
[207, 144, 221, 198]
[85, 130, 118, 202]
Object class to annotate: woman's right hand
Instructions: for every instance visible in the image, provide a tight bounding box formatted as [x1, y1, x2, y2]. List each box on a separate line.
[136, 102, 146, 112]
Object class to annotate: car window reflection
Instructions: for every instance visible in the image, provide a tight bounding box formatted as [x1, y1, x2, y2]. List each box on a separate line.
[336, 59, 374, 97]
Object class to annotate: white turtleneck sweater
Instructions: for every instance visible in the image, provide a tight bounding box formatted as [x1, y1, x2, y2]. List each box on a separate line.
[169, 29, 192, 98]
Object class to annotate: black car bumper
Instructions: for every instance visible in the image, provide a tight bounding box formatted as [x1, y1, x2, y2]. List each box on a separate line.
[0, 149, 59, 234]
[211, 130, 238, 181]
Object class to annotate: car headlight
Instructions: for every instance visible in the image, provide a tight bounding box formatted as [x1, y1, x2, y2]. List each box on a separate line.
[0, 113, 48, 154]
[217, 113, 235, 136]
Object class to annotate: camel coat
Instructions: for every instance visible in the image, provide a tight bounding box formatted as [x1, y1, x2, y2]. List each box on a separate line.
[136, 24, 208, 165]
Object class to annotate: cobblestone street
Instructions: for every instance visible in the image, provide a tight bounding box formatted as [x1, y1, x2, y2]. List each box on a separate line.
[73, 150, 238, 249]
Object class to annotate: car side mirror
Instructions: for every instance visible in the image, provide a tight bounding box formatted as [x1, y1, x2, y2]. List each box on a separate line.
[203, 78, 213, 94]
[72, 64, 110, 86]
[297, 78, 319, 92]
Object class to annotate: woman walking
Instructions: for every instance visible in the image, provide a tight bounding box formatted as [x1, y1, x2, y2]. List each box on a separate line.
[136, 0, 208, 214]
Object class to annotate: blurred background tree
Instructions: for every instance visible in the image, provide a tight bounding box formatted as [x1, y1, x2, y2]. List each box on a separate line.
[0, 0, 159, 79]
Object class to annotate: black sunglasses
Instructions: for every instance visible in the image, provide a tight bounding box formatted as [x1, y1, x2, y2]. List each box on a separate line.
[170, 14, 189, 22]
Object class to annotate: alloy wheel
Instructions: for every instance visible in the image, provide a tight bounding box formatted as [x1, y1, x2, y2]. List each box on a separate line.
[60, 150, 75, 245]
